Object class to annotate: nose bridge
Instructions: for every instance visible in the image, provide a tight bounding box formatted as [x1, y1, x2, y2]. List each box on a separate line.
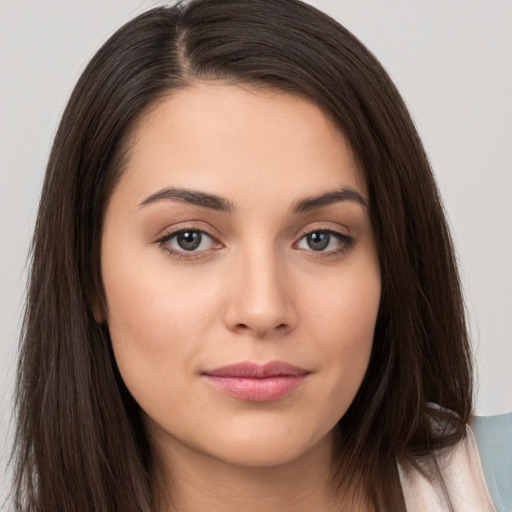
[224, 238, 295, 336]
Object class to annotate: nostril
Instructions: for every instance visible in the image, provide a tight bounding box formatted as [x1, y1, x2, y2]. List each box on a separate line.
[223, 279, 297, 336]
[232, 321, 289, 336]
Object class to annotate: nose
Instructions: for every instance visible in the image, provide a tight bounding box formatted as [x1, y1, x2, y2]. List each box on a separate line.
[223, 246, 297, 338]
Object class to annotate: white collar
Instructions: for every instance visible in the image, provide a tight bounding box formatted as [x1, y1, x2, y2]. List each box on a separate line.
[398, 425, 496, 511]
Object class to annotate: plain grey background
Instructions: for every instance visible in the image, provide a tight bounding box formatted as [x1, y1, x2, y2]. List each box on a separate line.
[1, 0, 511, 503]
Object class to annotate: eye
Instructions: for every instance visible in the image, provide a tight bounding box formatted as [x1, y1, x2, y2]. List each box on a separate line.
[296, 230, 353, 253]
[158, 228, 219, 255]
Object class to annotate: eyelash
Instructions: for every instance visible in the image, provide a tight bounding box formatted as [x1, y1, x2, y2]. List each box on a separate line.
[155, 227, 354, 260]
[156, 227, 221, 260]
[295, 229, 354, 259]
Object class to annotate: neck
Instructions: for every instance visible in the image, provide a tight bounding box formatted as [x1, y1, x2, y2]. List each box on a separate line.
[150, 429, 371, 512]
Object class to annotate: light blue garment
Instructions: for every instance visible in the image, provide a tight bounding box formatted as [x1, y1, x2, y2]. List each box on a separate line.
[472, 412, 512, 512]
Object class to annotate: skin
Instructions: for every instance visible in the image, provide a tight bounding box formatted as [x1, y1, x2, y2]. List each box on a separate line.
[100, 83, 381, 511]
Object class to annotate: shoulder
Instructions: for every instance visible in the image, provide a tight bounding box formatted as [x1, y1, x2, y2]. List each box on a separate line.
[471, 412, 512, 512]
[399, 410, 511, 511]
[399, 411, 512, 511]
[399, 422, 496, 511]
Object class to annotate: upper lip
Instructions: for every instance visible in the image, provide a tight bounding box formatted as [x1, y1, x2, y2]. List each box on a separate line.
[202, 361, 310, 378]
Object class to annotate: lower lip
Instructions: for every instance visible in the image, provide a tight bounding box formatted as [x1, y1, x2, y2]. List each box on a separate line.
[202, 375, 307, 402]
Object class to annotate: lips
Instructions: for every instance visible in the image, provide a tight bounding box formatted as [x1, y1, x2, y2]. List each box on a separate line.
[201, 361, 310, 402]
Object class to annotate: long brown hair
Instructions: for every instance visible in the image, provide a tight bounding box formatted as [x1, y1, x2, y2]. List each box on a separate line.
[12, 0, 473, 510]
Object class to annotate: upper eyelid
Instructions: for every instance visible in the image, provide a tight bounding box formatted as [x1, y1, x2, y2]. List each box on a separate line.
[154, 223, 352, 246]
[158, 225, 347, 238]
[295, 228, 353, 245]
[297, 225, 351, 239]
[301, 226, 347, 235]
[156, 225, 219, 243]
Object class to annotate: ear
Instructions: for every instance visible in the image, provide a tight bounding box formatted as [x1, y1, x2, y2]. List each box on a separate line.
[92, 303, 104, 323]
[90, 293, 107, 323]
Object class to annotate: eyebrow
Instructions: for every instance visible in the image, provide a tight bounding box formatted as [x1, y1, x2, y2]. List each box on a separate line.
[138, 186, 367, 213]
[138, 187, 235, 212]
[291, 187, 367, 213]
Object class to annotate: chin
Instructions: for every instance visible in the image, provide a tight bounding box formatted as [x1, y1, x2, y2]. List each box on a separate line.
[197, 422, 335, 469]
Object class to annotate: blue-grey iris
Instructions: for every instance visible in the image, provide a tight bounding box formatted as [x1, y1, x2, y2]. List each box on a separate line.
[307, 232, 330, 251]
[177, 231, 202, 251]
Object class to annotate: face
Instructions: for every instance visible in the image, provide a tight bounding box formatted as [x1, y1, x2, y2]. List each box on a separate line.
[101, 83, 381, 469]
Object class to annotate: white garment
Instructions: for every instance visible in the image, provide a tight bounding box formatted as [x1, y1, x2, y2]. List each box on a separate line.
[398, 426, 496, 511]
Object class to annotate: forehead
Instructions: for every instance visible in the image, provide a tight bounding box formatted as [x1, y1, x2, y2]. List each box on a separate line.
[117, 82, 367, 208]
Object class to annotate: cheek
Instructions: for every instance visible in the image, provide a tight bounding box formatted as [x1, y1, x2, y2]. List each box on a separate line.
[101, 244, 220, 415]
[303, 257, 381, 346]
[102, 225, 217, 342]
[300, 261, 380, 410]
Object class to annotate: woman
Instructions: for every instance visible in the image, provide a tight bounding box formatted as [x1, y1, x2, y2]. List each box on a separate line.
[11, 0, 510, 511]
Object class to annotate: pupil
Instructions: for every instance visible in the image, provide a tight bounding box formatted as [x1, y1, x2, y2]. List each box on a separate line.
[177, 231, 201, 251]
[307, 232, 329, 251]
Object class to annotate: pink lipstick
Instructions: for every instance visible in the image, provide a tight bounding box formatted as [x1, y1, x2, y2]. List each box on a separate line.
[201, 361, 310, 402]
